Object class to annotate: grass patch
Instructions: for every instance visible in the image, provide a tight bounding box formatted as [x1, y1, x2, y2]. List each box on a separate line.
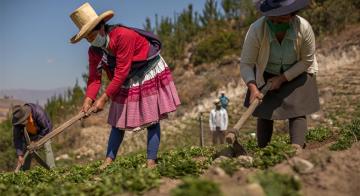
[306, 127, 333, 142]
[249, 171, 301, 196]
[170, 177, 223, 196]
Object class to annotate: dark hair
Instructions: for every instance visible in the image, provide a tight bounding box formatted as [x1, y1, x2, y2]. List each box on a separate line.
[278, 11, 298, 17]
[93, 20, 105, 31]
[290, 11, 298, 16]
[104, 23, 125, 33]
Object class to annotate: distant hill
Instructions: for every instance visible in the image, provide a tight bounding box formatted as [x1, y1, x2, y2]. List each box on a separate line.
[0, 98, 24, 123]
[0, 87, 68, 106]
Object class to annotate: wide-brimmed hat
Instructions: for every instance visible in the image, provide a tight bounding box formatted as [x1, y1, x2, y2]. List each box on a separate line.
[12, 105, 31, 126]
[254, 0, 310, 16]
[69, 2, 114, 44]
[213, 99, 221, 105]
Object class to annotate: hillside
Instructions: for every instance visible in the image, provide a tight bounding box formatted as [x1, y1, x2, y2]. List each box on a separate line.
[48, 24, 360, 162]
[1, 0, 360, 195]
[0, 87, 68, 106]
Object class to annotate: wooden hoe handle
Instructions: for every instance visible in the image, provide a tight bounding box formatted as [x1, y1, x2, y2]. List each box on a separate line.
[233, 82, 272, 132]
[27, 108, 96, 151]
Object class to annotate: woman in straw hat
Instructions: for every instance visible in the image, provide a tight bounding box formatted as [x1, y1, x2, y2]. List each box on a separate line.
[69, 3, 180, 168]
[240, 0, 320, 153]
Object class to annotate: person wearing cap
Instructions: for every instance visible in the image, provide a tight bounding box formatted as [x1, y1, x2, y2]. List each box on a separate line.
[69, 3, 180, 168]
[219, 91, 230, 110]
[12, 104, 55, 170]
[240, 0, 320, 152]
[209, 99, 228, 145]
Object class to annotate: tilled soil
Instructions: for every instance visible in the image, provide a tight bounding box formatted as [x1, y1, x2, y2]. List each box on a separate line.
[300, 143, 360, 196]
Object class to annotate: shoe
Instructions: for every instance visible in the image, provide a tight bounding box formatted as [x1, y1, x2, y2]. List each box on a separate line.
[146, 159, 157, 169]
[99, 157, 113, 170]
[291, 144, 303, 155]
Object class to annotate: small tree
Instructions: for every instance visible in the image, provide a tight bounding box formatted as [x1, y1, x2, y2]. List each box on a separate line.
[200, 0, 220, 27]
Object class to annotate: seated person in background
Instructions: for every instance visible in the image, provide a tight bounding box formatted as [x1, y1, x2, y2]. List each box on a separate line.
[12, 103, 56, 171]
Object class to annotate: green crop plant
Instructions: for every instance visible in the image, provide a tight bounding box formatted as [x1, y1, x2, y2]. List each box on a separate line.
[243, 135, 295, 169]
[330, 119, 360, 151]
[218, 158, 240, 176]
[248, 171, 301, 196]
[306, 127, 333, 142]
[170, 177, 223, 196]
[157, 146, 215, 178]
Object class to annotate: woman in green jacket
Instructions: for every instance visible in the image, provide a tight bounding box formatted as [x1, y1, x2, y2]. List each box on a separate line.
[240, 0, 320, 153]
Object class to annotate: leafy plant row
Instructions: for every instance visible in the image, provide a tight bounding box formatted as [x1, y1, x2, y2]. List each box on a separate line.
[0, 147, 215, 196]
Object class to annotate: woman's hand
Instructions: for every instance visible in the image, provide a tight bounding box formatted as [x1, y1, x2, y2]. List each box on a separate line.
[82, 97, 94, 113]
[248, 82, 263, 104]
[93, 93, 109, 113]
[268, 74, 287, 90]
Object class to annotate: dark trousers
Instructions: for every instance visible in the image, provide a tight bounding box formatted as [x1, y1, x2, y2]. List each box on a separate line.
[212, 127, 225, 145]
[256, 116, 307, 148]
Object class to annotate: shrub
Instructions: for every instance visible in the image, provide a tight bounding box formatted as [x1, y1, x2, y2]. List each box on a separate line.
[300, 0, 360, 36]
[0, 119, 16, 172]
[191, 30, 242, 65]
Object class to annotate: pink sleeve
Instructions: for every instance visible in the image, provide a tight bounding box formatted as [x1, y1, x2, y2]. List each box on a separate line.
[105, 31, 135, 98]
[85, 47, 102, 100]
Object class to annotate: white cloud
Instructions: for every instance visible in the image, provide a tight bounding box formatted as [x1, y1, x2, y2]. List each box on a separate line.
[47, 58, 55, 64]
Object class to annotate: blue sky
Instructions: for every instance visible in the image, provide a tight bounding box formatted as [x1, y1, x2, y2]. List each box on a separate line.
[0, 0, 208, 90]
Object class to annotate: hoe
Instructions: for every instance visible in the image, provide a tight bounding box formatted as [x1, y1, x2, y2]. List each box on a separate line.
[225, 82, 272, 156]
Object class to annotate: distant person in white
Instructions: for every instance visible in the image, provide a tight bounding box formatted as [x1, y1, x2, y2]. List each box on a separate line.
[209, 99, 228, 145]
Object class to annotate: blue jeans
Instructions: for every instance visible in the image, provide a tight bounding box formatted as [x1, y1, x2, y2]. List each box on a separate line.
[106, 123, 161, 160]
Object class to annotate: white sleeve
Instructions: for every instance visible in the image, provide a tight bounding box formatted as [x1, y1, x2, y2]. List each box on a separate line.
[209, 111, 215, 131]
[223, 110, 228, 131]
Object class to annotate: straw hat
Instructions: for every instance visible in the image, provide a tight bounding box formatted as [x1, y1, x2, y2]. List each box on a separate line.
[69, 2, 114, 43]
[213, 99, 221, 105]
[254, 0, 309, 16]
[12, 105, 31, 126]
